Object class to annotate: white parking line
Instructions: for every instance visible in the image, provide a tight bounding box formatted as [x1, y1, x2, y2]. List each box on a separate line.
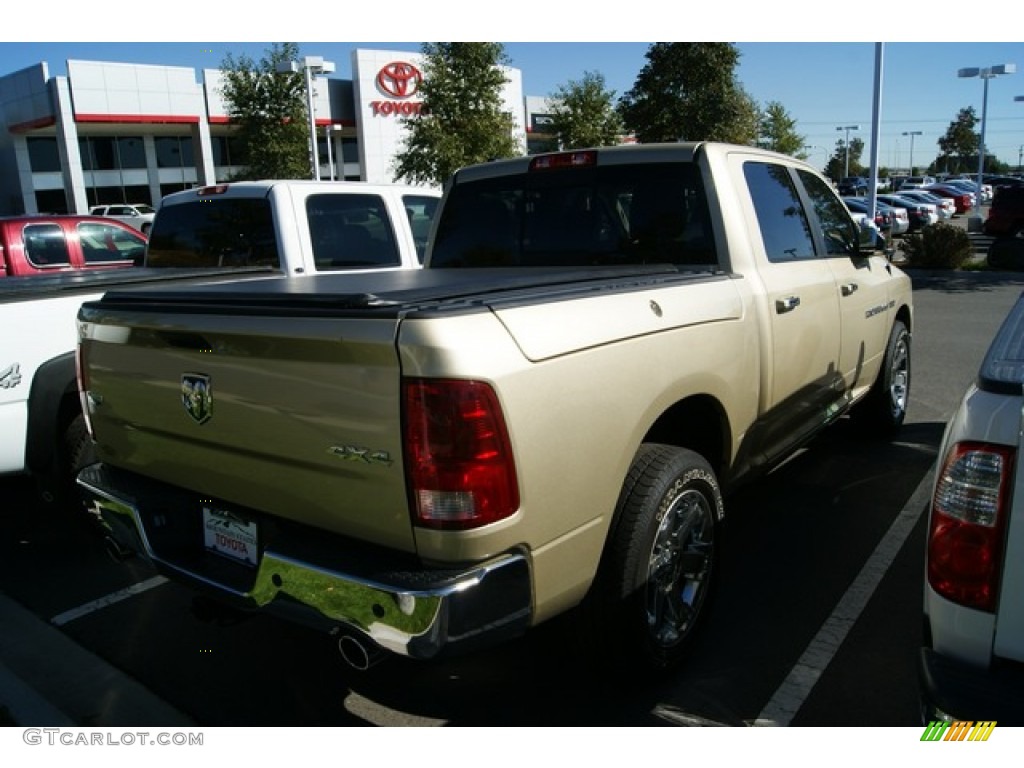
[753, 468, 935, 726]
[50, 575, 168, 627]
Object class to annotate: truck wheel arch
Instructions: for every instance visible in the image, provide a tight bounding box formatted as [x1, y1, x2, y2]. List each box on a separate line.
[25, 352, 81, 485]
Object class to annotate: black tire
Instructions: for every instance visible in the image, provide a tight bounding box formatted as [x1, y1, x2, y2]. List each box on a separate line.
[987, 233, 1024, 271]
[37, 413, 95, 511]
[65, 413, 96, 478]
[857, 319, 910, 435]
[586, 444, 722, 672]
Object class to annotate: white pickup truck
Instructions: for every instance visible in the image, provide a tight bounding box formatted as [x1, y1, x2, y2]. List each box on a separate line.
[77, 143, 914, 673]
[3, 181, 439, 506]
[144, 180, 440, 274]
[920, 291, 1024, 723]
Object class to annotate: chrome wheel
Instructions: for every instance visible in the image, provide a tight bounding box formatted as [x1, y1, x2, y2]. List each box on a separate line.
[887, 331, 910, 421]
[645, 487, 715, 648]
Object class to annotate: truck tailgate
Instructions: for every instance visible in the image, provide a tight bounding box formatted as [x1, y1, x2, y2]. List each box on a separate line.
[79, 307, 413, 552]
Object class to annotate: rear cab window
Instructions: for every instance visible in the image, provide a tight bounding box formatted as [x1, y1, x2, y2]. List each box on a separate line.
[430, 160, 717, 268]
[145, 198, 280, 269]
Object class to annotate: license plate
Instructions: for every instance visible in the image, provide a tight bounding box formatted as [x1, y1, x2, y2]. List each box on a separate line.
[203, 505, 258, 566]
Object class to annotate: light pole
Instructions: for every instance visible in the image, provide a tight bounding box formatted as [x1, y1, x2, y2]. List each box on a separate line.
[324, 125, 342, 181]
[836, 125, 860, 178]
[958, 64, 1015, 201]
[278, 55, 336, 180]
[901, 130, 922, 175]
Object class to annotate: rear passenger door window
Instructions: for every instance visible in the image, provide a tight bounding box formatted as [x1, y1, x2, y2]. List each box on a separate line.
[78, 222, 146, 264]
[23, 224, 70, 267]
[307, 194, 402, 270]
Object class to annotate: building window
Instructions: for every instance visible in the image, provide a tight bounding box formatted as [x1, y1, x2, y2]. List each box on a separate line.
[211, 135, 249, 168]
[34, 189, 67, 214]
[90, 137, 118, 171]
[156, 136, 195, 169]
[27, 137, 61, 173]
[117, 136, 146, 169]
[341, 137, 359, 163]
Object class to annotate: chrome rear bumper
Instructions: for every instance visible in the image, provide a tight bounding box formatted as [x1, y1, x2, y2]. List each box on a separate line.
[77, 463, 533, 660]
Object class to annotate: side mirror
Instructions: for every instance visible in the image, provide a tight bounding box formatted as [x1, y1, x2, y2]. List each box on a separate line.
[857, 220, 891, 259]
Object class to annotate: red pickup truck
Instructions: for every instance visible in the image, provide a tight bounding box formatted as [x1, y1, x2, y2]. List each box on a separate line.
[0, 215, 146, 277]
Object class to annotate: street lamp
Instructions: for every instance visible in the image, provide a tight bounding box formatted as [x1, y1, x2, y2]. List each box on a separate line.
[901, 131, 922, 175]
[836, 125, 860, 178]
[278, 55, 336, 180]
[958, 63, 1015, 203]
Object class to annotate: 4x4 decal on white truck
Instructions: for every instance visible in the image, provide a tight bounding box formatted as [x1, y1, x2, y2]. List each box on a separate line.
[0, 362, 22, 389]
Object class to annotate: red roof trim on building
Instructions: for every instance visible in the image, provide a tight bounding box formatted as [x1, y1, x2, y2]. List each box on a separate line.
[74, 113, 200, 124]
[208, 116, 356, 128]
[9, 115, 57, 133]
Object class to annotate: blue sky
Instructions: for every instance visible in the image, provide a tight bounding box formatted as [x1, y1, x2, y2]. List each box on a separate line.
[4, 37, 1022, 172]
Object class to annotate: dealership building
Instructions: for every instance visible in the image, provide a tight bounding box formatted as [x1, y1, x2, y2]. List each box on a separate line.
[0, 48, 556, 216]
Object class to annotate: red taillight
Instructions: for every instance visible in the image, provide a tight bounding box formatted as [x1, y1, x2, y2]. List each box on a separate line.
[195, 184, 229, 196]
[928, 442, 1014, 612]
[402, 378, 519, 530]
[529, 150, 597, 172]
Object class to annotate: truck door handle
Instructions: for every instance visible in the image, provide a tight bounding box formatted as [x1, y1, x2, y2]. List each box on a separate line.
[841, 282, 858, 296]
[775, 296, 801, 314]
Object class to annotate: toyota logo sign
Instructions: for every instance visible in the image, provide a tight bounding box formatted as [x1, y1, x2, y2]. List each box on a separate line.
[376, 62, 422, 98]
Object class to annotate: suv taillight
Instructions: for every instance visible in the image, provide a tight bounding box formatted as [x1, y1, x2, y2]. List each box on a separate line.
[403, 378, 519, 530]
[928, 442, 1014, 612]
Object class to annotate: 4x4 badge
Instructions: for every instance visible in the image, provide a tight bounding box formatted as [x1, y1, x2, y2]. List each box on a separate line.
[182, 374, 212, 424]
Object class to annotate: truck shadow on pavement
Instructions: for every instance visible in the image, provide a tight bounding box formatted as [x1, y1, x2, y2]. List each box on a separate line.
[334, 418, 945, 726]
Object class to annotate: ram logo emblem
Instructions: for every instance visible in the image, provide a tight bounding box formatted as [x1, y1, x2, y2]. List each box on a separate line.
[182, 374, 213, 424]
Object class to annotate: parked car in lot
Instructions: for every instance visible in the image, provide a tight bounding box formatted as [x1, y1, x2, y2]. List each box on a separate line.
[897, 190, 956, 220]
[89, 203, 156, 234]
[919, 291, 1024, 724]
[843, 197, 892, 235]
[838, 177, 869, 196]
[877, 193, 938, 232]
[0, 215, 146, 277]
[896, 175, 936, 192]
[923, 185, 973, 215]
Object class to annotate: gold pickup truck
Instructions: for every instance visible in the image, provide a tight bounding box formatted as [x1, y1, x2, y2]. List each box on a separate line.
[76, 143, 913, 673]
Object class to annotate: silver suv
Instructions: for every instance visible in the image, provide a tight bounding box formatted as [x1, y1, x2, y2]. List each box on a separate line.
[920, 291, 1024, 723]
[89, 203, 156, 234]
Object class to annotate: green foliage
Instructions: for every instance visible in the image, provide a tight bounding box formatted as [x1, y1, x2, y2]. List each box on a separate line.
[826, 137, 865, 180]
[618, 43, 757, 145]
[219, 43, 310, 180]
[393, 43, 522, 186]
[758, 101, 805, 157]
[937, 107, 979, 175]
[901, 222, 973, 269]
[548, 71, 625, 150]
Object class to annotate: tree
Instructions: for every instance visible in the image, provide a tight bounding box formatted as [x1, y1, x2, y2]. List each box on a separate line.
[218, 42, 310, 180]
[394, 43, 522, 187]
[617, 43, 757, 145]
[758, 101, 805, 157]
[547, 71, 625, 150]
[826, 137, 865, 180]
[936, 107, 979, 175]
